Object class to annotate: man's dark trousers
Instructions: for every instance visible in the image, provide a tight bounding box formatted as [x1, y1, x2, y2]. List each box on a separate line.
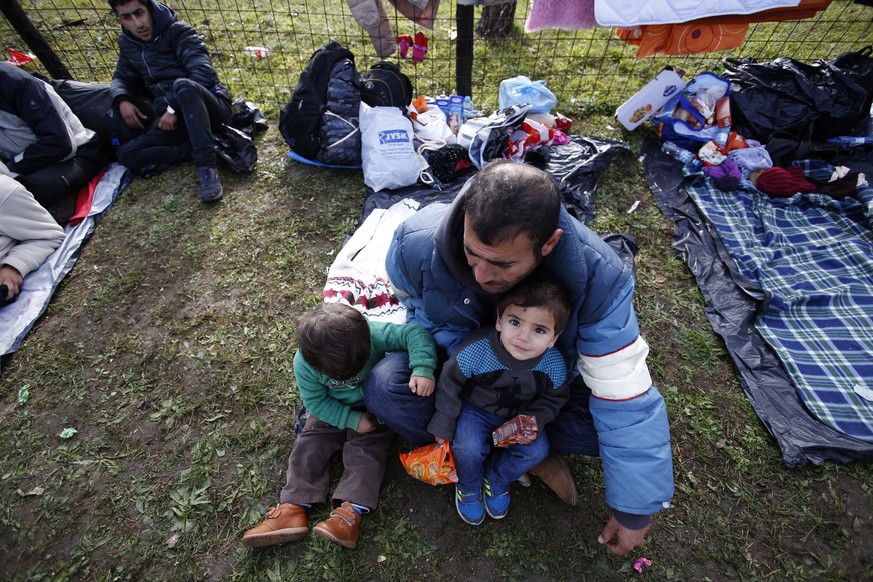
[116, 78, 230, 174]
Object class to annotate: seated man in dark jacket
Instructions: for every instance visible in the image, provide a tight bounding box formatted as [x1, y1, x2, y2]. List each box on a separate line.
[0, 62, 103, 224]
[108, 0, 232, 202]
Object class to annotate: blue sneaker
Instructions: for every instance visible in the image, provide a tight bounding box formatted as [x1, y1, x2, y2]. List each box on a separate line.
[455, 486, 485, 526]
[484, 478, 510, 519]
[197, 166, 223, 202]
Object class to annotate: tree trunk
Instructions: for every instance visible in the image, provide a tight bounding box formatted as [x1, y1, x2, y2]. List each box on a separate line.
[475, 1, 516, 40]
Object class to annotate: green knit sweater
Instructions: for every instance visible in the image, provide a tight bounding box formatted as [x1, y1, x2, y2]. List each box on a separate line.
[293, 320, 437, 430]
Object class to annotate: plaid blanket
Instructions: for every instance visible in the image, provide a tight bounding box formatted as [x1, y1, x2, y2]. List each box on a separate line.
[686, 161, 873, 442]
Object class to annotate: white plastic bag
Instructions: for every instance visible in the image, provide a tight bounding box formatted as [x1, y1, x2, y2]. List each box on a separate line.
[410, 105, 457, 145]
[360, 102, 420, 191]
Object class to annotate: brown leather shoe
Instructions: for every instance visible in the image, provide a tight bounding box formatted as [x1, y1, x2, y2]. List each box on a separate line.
[530, 455, 578, 505]
[240, 503, 309, 548]
[312, 501, 361, 549]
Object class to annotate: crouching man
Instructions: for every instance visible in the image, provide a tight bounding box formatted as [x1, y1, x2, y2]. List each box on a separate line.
[108, 0, 232, 202]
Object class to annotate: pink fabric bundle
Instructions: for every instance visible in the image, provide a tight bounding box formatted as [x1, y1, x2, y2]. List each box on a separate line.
[525, 0, 597, 31]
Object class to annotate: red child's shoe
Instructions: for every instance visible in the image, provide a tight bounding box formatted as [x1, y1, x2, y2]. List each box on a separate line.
[398, 34, 412, 59]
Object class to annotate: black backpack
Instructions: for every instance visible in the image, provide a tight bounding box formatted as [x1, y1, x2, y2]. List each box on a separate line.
[279, 41, 355, 159]
[360, 61, 413, 108]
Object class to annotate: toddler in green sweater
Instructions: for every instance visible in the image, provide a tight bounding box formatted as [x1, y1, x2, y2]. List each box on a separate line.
[241, 302, 437, 549]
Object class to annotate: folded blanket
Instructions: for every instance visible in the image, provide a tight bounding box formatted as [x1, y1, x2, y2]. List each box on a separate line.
[323, 198, 419, 323]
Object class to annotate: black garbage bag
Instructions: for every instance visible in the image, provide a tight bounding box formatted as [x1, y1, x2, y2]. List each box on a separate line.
[723, 46, 873, 146]
[229, 97, 268, 137]
[539, 136, 632, 224]
[214, 124, 257, 173]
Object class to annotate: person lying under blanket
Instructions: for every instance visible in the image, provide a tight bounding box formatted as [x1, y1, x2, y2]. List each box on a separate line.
[0, 174, 66, 307]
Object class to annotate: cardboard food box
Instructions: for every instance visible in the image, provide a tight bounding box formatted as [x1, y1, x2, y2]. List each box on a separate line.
[492, 414, 538, 447]
[615, 68, 687, 131]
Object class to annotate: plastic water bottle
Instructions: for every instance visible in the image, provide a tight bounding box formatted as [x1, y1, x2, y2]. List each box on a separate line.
[825, 136, 873, 147]
[462, 96, 474, 120]
[714, 126, 730, 148]
[243, 46, 271, 58]
[662, 141, 703, 171]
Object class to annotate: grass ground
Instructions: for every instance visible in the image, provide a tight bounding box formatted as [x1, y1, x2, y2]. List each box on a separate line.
[1, 117, 871, 580]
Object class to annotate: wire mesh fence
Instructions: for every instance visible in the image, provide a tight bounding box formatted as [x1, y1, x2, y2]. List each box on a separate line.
[1, 0, 871, 117]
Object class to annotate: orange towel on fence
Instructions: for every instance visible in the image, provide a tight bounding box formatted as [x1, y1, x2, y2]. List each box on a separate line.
[617, 0, 831, 57]
[618, 23, 748, 57]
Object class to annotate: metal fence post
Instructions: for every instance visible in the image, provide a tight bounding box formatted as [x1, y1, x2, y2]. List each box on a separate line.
[456, 4, 473, 98]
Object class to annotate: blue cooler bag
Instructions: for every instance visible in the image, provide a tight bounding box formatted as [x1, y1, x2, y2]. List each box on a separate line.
[651, 72, 731, 150]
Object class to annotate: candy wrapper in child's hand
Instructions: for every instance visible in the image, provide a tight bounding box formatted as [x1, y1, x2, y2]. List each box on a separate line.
[492, 414, 537, 447]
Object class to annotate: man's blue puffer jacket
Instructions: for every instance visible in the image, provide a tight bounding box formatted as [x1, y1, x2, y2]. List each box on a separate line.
[386, 183, 674, 517]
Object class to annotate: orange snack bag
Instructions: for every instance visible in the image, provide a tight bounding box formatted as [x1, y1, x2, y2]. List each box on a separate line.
[492, 414, 538, 447]
[399, 441, 458, 485]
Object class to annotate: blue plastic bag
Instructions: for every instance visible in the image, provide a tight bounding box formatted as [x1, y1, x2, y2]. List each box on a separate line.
[498, 76, 557, 114]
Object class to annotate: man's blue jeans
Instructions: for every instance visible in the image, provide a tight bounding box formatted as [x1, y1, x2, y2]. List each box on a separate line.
[364, 352, 435, 445]
[453, 402, 549, 491]
[117, 78, 231, 173]
[364, 352, 601, 456]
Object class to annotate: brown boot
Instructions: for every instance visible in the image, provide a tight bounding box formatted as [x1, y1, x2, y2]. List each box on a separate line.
[240, 503, 309, 548]
[312, 501, 361, 549]
[530, 455, 578, 505]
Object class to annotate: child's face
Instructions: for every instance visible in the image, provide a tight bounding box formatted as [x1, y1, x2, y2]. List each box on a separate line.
[496, 304, 560, 361]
